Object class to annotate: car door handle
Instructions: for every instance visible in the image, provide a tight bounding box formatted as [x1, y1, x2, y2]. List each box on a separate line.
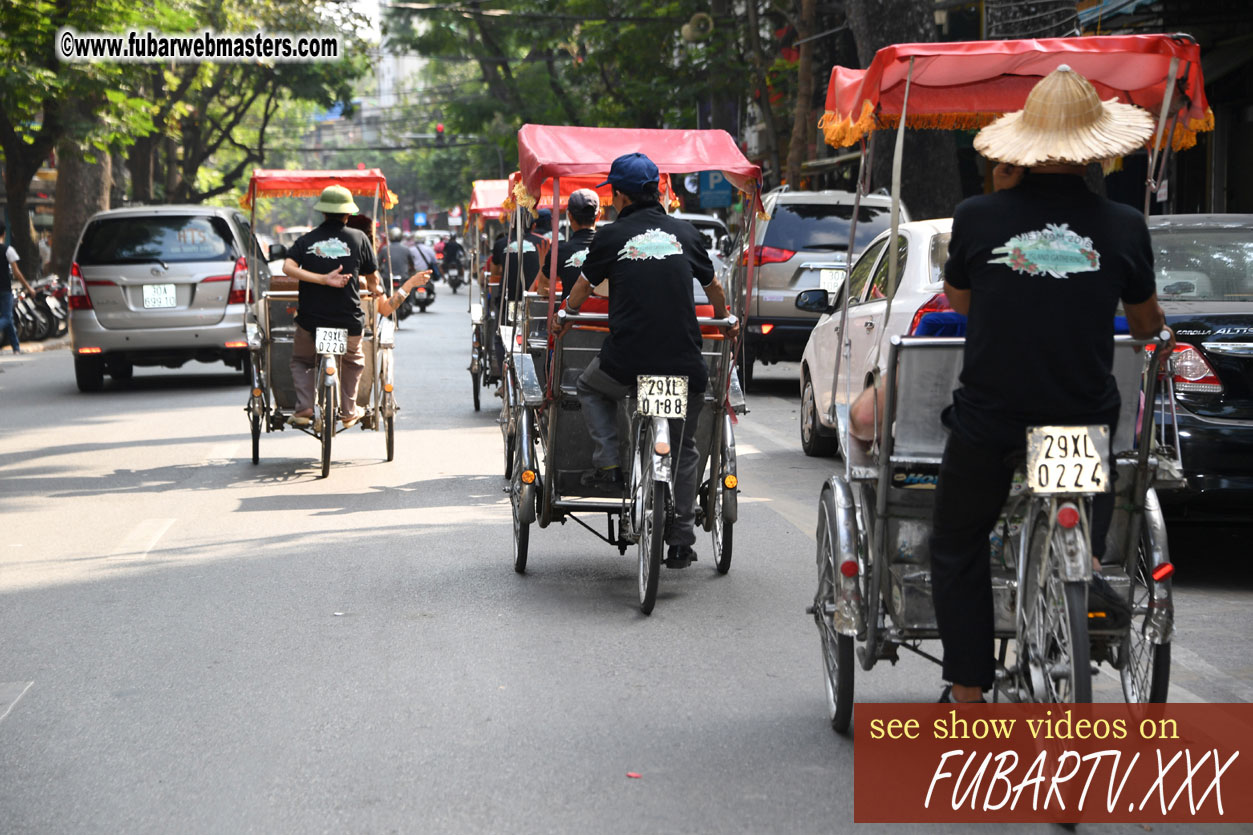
[863, 321, 875, 331]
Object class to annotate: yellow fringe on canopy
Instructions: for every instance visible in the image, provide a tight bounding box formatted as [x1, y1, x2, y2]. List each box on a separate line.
[819, 100, 877, 148]
[1162, 107, 1215, 152]
[820, 101, 1005, 148]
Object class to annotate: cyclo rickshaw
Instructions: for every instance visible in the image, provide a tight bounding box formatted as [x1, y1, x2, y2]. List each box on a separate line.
[501, 125, 762, 614]
[242, 169, 401, 477]
[808, 34, 1211, 723]
[467, 178, 509, 412]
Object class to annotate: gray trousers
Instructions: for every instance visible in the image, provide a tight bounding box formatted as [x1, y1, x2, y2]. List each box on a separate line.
[576, 357, 704, 548]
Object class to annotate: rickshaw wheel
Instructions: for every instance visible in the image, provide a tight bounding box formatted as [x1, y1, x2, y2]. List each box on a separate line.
[638, 480, 665, 615]
[1119, 520, 1171, 703]
[712, 479, 733, 574]
[250, 413, 261, 465]
[472, 369, 481, 412]
[1020, 512, 1091, 703]
[512, 452, 530, 574]
[385, 416, 395, 462]
[318, 387, 333, 479]
[503, 428, 516, 480]
[816, 488, 854, 733]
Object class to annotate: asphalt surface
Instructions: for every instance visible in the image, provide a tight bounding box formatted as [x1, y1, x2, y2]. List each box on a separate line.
[0, 300, 1249, 834]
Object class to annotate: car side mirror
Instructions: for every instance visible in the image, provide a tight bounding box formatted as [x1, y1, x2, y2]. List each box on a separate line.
[795, 287, 835, 314]
[717, 234, 733, 257]
[268, 243, 287, 261]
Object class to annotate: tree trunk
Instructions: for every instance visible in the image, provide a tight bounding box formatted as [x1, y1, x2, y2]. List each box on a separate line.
[129, 134, 155, 203]
[50, 140, 111, 280]
[745, 0, 783, 188]
[846, 0, 962, 220]
[785, 0, 818, 188]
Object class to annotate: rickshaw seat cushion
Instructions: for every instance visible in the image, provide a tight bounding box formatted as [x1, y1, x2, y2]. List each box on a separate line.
[914, 311, 966, 337]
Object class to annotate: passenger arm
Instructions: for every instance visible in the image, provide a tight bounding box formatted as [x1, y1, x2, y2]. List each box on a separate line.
[284, 258, 348, 288]
[943, 281, 970, 316]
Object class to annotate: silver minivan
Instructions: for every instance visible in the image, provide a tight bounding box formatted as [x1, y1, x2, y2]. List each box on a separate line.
[69, 206, 271, 391]
[730, 188, 903, 388]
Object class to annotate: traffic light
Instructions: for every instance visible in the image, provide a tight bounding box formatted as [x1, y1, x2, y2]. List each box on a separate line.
[435, 123, 445, 145]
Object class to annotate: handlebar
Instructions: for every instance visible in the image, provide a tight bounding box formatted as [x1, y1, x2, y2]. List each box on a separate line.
[556, 309, 738, 329]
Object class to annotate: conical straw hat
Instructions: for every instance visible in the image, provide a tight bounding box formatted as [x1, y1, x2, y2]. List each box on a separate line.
[973, 65, 1156, 166]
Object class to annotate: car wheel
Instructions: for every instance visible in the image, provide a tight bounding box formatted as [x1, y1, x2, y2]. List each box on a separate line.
[801, 373, 838, 457]
[737, 343, 755, 393]
[75, 354, 105, 392]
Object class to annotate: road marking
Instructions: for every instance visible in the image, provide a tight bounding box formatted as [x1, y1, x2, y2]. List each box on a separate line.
[205, 441, 240, 462]
[0, 681, 33, 724]
[110, 518, 176, 560]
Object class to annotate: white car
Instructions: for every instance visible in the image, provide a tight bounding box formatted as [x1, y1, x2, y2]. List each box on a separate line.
[797, 218, 956, 456]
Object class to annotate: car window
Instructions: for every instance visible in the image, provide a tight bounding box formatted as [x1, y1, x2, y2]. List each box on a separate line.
[1150, 228, 1253, 301]
[77, 215, 238, 265]
[844, 237, 888, 302]
[929, 232, 951, 286]
[763, 202, 892, 253]
[863, 236, 909, 302]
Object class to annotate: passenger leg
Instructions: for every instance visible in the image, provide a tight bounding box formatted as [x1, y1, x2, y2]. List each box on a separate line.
[576, 356, 629, 470]
[338, 335, 365, 420]
[666, 394, 704, 549]
[291, 326, 317, 416]
[929, 430, 1016, 694]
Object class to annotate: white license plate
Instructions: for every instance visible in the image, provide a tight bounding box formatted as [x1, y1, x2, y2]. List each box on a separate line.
[819, 268, 846, 293]
[1026, 425, 1110, 494]
[637, 375, 688, 418]
[315, 327, 348, 355]
[142, 283, 176, 309]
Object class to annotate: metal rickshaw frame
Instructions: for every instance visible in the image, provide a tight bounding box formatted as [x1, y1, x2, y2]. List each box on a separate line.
[502, 125, 763, 613]
[808, 34, 1212, 723]
[467, 178, 510, 413]
[241, 169, 401, 476]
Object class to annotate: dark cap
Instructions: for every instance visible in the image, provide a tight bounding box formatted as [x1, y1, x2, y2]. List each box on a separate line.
[567, 188, 600, 217]
[536, 208, 553, 227]
[597, 152, 660, 192]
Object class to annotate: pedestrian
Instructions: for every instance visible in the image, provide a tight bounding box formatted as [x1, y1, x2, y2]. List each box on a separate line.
[929, 65, 1169, 703]
[555, 152, 739, 569]
[1, 221, 38, 354]
[281, 185, 380, 429]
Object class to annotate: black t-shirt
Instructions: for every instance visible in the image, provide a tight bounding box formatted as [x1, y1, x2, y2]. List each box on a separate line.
[580, 201, 715, 392]
[378, 242, 415, 288]
[288, 218, 377, 336]
[943, 174, 1156, 447]
[554, 227, 595, 302]
[442, 239, 465, 265]
[492, 231, 544, 302]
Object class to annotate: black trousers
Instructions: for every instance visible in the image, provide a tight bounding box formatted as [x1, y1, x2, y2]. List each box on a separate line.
[928, 419, 1116, 689]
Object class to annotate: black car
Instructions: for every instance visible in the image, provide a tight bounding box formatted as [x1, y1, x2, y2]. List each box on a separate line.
[1148, 214, 1253, 516]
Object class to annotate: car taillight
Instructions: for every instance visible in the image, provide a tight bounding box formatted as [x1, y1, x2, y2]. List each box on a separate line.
[229, 256, 250, 304]
[1165, 344, 1223, 394]
[740, 245, 796, 266]
[69, 263, 113, 310]
[908, 293, 953, 335]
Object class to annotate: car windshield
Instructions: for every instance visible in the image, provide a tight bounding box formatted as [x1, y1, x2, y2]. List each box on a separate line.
[78, 215, 237, 265]
[1151, 228, 1253, 302]
[763, 203, 892, 253]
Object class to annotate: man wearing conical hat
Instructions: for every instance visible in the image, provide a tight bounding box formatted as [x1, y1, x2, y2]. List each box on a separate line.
[929, 66, 1172, 704]
[282, 184, 381, 429]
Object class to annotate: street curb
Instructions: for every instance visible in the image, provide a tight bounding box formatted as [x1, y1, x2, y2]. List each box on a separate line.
[0, 334, 71, 357]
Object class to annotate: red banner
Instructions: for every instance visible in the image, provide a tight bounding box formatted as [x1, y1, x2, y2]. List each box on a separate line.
[855, 704, 1253, 824]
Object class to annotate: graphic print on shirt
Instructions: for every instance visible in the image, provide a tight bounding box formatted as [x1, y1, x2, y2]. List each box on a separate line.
[988, 223, 1100, 279]
[618, 229, 683, 262]
[505, 240, 537, 254]
[311, 238, 351, 259]
[564, 249, 588, 270]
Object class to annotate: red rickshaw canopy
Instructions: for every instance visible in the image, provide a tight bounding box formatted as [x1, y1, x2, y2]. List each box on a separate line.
[468, 179, 510, 219]
[502, 170, 673, 214]
[516, 125, 762, 210]
[820, 34, 1212, 152]
[241, 169, 398, 209]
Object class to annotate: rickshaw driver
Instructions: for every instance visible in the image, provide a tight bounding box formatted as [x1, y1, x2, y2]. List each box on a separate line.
[534, 188, 600, 300]
[555, 152, 740, 569]
[926, 67, 1171, 704]
[282, 185, 380, 429]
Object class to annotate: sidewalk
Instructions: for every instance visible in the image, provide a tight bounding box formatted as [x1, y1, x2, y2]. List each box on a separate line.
[0, 333, 71, 358]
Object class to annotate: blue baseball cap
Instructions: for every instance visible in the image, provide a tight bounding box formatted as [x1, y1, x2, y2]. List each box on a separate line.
[597, 152, 660, 191]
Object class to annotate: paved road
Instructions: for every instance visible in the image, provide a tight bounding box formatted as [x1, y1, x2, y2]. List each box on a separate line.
[0, 302, 1248, 834]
